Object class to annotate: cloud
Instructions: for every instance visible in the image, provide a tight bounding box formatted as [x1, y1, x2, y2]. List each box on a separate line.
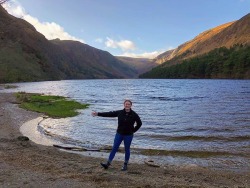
[118, 47, 175, 59]
[3, 1, 84, 43]
[95, 38, 103, 43]
[105, 37, 136, 51]
[118, 51, 162, 59]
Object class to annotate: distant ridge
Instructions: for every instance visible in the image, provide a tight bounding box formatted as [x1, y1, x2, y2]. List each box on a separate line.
[141, 13, 250, 79]
[0, 5, 137, 83]
[154, 13, 250, 65]
[116, 56, 157, 76]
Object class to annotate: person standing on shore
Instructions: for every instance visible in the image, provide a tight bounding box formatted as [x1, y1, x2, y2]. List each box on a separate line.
[91, 100, 142, 171]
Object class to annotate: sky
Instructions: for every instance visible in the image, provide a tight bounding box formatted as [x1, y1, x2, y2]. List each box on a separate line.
[2, 0, 250, 59]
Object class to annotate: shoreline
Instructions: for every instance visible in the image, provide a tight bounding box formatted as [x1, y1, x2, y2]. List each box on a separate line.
[20, 116, 140, 164]
[21, 117, 250, 173]
[18, 94, 249, 173]
[20, 117, 59, 146]
[0, 92, 249, 187]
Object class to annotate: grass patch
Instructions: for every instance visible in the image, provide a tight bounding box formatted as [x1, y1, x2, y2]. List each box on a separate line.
[16, 92, 89, 118]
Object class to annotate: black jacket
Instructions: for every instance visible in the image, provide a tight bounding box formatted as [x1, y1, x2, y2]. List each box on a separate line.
[98, 109, 142, 135]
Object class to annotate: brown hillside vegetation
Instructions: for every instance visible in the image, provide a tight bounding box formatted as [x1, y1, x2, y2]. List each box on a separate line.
[154, 13, 250, 65]
[0, 5, 137, 83]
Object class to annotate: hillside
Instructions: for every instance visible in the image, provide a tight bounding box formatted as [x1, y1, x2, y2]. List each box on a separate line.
[116, 56, 157, 75]
[140, 45, 250, 79]
[154, 13, 250, 66]
[0, 5, 137, 83]
[50, 39, 137, 79]
[141, 13, 250, 79]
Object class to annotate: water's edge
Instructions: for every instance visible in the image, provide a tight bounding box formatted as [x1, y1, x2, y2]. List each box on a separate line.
[20, 117, 58, 146]
[20, 116, 250, 173]
[8, 79, 250, 173]
[19, 117, 149, 164]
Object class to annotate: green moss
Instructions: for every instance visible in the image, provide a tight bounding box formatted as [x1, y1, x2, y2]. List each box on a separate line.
[16, 92, 89, 118]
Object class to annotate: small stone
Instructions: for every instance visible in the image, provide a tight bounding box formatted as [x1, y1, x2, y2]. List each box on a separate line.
[17, 136, 29, 141]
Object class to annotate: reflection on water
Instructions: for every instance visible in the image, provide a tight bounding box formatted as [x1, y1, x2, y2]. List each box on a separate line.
[4, 79, 250, 172]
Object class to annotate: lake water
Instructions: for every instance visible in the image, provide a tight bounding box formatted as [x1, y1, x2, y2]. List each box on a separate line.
[3, 79, 250, 172]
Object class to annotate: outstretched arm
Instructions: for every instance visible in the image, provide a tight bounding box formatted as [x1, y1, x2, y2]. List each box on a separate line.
[92, 110, 120, 117]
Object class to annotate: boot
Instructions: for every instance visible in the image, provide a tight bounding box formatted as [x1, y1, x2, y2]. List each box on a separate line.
[121, 162, 128, 171]
[100, 161, 110, 169]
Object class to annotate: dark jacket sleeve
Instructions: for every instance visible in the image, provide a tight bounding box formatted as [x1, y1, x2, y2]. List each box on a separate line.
[97, 110, 120, 117]
[133, 113, 142, 133]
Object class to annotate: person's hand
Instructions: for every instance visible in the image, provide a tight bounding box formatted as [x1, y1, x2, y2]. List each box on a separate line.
[91, 111, 98, 116]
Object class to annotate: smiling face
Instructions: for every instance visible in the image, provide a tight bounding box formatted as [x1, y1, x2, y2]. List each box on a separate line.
[124, 100, 132, 112]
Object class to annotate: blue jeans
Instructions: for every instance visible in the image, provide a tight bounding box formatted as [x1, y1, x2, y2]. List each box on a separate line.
[108, 133, 133, 163]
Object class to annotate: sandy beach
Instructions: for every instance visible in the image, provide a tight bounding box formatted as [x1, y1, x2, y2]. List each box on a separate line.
[0, 92, 249, 188]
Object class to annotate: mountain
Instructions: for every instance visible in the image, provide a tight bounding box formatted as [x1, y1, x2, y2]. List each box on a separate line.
[154, 49, 175, 65]
[154, 13, 250, 66]
[141, 13, 250, 79]
[0, 5, 137, 83]
[116, 56, 157, 76]
[50, 39, 137, 79]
